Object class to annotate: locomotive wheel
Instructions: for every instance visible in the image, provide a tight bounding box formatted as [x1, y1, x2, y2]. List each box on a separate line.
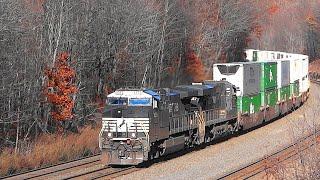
[211, 128, 217, 140]
[154, 150, 160, 159]
[205, 135, 211, 143]
[149, 152, 154, 160]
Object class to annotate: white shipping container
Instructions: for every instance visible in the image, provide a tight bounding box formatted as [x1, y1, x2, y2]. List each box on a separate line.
[244, 49, 309, 94]
[300, 55, 310, 93]
[245, 49, 287, 62]
[285, 53, 294, 60]
[289, 59, 302, 83]
[277, 60, 290, 88]
[257, 51, 271, 61]
[213, 62, 261, 96]
[255, 51, 263, 61]
[299, 78, 310, 93]
[301, 55, 309, 77]
[245, 49, 255, 61]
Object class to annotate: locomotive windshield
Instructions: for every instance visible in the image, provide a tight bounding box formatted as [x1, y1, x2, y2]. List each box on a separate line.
[104, 97, 152, 118]
[107, 97, 128, 105]
[104, 90, 153, 118]
[107, 97, 152, 106]
[129, 98, 151, 106]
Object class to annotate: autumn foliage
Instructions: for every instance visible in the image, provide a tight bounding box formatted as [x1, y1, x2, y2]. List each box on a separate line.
[45, 52, 77, 122]
[267, 4, 280, 15]
[185, 51, 206, 82]
[306, 13, 319, 27]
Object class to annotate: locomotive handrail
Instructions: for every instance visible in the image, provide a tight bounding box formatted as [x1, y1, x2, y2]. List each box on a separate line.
[139, 122, 149, 147]
[170, 109, 222, 134]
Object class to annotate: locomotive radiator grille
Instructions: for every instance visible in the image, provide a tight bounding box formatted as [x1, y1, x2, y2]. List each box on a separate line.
[102, 118, 149, 133]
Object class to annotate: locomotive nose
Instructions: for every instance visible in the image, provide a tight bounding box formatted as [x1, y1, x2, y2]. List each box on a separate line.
[118, 150, 125, 157]
[118, 144, 127, 158]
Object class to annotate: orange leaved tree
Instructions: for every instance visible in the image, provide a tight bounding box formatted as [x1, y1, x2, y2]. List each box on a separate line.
[185, 51, 206, 82]
[44, 52, 77, 128]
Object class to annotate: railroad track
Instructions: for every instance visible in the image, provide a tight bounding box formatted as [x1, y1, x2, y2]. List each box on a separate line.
[2, 154, 139, 180]
[219, 79, 320, 180]
[1, 154, 140, 180]
[3, 154, 101, 180]
[218, 130, 320, 179]
[63, 166, 138, 180]
[309, 72, 320, 84]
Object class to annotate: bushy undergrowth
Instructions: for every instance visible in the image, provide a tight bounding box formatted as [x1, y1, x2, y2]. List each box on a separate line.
[263, 139, 320, 179]
[0, 125, 101, 176]
[309, 59, 320, 73]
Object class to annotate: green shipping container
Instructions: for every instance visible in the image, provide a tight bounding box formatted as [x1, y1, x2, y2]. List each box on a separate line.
[261, 88, 278, 107]
[237, 93, 262, 114]
[260, 62, 277, 91]
[290, 81, 299, 97]
[278, 86, 290, 102]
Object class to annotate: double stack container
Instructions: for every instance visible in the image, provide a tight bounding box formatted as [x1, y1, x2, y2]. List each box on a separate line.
[300, 56, 309, 93]
[244, 49, 309, 104]
[289, 59, 302, 97]
[245, 49, 287, 62]
[260, 62, 278, 108]
[277, 60, 290, 102]
[213, 62, 262, 115]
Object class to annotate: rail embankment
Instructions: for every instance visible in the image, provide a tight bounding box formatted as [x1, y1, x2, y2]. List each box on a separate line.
[119, 83, 320, 180]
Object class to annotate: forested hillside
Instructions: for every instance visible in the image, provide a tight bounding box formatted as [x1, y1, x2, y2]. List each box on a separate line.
[0, 0, 319, 162]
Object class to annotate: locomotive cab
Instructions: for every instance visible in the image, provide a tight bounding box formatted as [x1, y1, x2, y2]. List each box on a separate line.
[99, 89, 157, 165]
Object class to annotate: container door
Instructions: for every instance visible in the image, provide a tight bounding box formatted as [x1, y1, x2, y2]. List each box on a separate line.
[253, 51, 258, 61]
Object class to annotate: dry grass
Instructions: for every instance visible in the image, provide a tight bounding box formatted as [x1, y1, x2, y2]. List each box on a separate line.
[309, 59, 320, 73]
[262, 139, 320, 180]
[262, 106, 320, 179]
[0, 124, 101, 176]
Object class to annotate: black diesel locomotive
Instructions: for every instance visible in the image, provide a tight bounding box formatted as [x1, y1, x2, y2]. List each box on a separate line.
[99, 81, 239, 165]
[99, 49, 310, 166]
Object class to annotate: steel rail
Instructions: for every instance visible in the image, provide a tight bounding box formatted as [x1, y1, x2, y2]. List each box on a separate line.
[218, 130, 319, 179]
[2, 154, 101, 180]
[63, 166, 137, 180]
[218, 80, 320, 179]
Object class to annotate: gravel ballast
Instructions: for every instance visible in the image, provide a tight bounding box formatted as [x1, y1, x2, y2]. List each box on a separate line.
[118, 84, 320, 180]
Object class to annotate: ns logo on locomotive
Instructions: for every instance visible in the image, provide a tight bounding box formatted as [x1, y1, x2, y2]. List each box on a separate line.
[99, 49, 310, 166]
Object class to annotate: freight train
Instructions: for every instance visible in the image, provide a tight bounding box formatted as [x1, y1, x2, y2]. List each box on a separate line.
[99, 49, 310, 165]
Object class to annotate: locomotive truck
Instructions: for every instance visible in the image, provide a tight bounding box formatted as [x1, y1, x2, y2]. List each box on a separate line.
[99, 49, 310, 165]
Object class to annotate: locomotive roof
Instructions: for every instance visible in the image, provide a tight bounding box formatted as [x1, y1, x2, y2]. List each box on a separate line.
[108, 90, 153, 99]
[143, 89, 161, 100]
[173, 85, 215, 98]
[140, 81, 232, 101]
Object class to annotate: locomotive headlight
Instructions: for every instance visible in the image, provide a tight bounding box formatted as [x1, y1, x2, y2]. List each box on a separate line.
[131, 132, 136, 138]
[107, 132, 112, 138]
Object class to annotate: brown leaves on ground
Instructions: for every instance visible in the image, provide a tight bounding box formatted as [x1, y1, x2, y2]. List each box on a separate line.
[309, 59, 320, 73]
[0, 125, 100, 176]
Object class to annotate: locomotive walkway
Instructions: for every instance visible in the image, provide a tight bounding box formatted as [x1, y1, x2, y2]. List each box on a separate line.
[119, 83, 320, 179]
